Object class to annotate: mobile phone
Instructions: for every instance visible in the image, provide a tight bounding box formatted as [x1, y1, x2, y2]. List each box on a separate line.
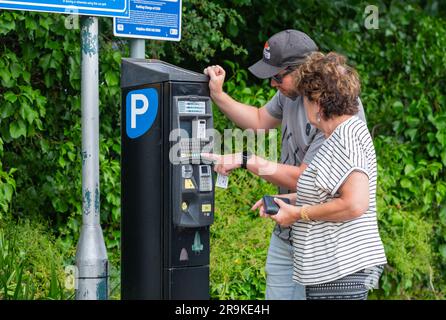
[262, 195, 291, 215]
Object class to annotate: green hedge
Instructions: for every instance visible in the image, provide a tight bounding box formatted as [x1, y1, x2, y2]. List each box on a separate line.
[209, 2, 446, 299]
[1, 1, 445, 299]
[0, 217, 70, 299]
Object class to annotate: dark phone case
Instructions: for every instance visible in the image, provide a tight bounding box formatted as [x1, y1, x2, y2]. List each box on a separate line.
[262, 195, 291, 215]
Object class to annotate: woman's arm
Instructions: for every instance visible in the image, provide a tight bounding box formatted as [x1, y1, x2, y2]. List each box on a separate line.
[267, 171, 370, 226]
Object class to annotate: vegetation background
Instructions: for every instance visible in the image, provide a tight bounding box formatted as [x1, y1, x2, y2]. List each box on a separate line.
[0, 0, 445, 299]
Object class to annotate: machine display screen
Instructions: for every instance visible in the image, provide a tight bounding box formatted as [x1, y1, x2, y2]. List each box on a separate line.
[178, 100, 206, 114]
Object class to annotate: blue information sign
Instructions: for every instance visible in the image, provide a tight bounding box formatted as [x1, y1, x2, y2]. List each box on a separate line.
[0, 0, 130, 17]
[114, 0, 181, 41]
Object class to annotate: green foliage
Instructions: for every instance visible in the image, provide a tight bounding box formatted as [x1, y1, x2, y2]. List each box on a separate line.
[211, 0, 446, 299]
[0, 218, 71, 299]
[212, 60, 276, 134]
[223, 60, 276, 107]
[0, 165, 15, 218]
[371, 135, 446, 299]
[355, 2, 446, 298]
[140, 0, 248, 67]
[210, 170, 277, 299]
[223, 0, 446, 299]
[1, 0, 446, 300]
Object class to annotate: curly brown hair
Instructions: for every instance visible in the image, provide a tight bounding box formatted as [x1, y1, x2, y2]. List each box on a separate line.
[294, 52, 360, 120]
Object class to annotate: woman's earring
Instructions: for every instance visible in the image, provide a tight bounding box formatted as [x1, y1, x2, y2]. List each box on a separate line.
[316, 112, 321, 123]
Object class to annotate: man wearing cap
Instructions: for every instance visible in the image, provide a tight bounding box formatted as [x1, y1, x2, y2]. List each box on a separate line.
[204, 30, 365, 300]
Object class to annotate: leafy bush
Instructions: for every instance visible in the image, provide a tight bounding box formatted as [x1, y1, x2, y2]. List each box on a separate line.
[241, 0, 446, 299]
[209, 1, 446, 300]
[1, 0, 446, 300]
[0, 218, 70, 299]
[210, 169, 277, 300]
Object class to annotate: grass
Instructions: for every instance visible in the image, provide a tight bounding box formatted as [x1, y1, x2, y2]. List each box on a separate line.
[210, 170, 277, 299]
[0, 217, 72, 300]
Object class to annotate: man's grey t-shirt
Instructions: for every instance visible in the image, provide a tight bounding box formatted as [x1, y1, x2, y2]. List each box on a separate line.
[265, 91, 366, 242]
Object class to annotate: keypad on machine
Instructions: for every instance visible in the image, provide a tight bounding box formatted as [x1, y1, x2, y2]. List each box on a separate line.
[180, 139, 212, 160]
[199, 177, 212, 192]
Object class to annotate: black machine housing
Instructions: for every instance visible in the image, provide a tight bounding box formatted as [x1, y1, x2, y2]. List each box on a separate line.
[121, 59, 215, 299]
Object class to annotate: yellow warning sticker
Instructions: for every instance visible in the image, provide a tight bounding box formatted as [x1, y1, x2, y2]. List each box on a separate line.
[184, 179, 195, 189]
[201, 204, 212, 212]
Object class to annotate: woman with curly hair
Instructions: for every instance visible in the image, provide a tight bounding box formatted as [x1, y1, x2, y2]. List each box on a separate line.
[257, 52, 387, 300]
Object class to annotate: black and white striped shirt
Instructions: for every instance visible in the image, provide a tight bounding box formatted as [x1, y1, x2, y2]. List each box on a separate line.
[292, 116, 387, 286]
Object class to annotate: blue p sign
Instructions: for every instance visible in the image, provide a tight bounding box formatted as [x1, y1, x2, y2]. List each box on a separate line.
[126, 88, 158, 139]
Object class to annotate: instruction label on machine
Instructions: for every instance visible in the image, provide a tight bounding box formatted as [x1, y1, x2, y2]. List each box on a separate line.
[178, 100, 206, 115]
[114, 0, 182, 41]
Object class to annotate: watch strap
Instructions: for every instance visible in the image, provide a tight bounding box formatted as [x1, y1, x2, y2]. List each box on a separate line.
[241, 151, 252, 169]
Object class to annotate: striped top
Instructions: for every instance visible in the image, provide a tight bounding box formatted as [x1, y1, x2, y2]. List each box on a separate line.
[292, 116, 387, 286]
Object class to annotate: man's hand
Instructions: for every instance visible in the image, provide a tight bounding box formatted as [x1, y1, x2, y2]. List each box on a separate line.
[203, 65, 225, 98]
[203, 65, 280, 131]
[201, 152, 242, 176]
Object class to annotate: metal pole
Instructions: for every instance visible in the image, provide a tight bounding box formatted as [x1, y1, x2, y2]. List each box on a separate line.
[75, 16, 109, 300]
[130, 39, 145, 59]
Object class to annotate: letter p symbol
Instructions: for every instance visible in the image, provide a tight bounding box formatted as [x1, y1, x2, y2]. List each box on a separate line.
[126, 88, 159, 139]
[131, 94, 149, 129]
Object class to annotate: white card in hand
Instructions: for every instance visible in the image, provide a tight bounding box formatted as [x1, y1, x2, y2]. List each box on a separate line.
[215, 173, 229, 189]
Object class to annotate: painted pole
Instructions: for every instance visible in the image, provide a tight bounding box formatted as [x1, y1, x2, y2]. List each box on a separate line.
[130, 39, 145, 59]
[75, 16, 109, 300]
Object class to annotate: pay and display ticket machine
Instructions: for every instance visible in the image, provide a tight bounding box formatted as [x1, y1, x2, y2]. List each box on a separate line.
[121, 59, 215, 299]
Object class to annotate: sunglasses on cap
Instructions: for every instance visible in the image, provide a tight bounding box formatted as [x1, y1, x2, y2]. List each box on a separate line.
[271, 66, 298, 84]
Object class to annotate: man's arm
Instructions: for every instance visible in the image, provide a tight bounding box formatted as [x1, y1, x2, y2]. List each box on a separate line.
[203, 152, 307, 191]
[246, 155, 307, 191]
[204, 65, 280, 130]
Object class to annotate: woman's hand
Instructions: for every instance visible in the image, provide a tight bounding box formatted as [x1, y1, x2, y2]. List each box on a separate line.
[269, 198, 300, 227]
[251, 198, 268, 217]
[252, 196, 300, 227]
